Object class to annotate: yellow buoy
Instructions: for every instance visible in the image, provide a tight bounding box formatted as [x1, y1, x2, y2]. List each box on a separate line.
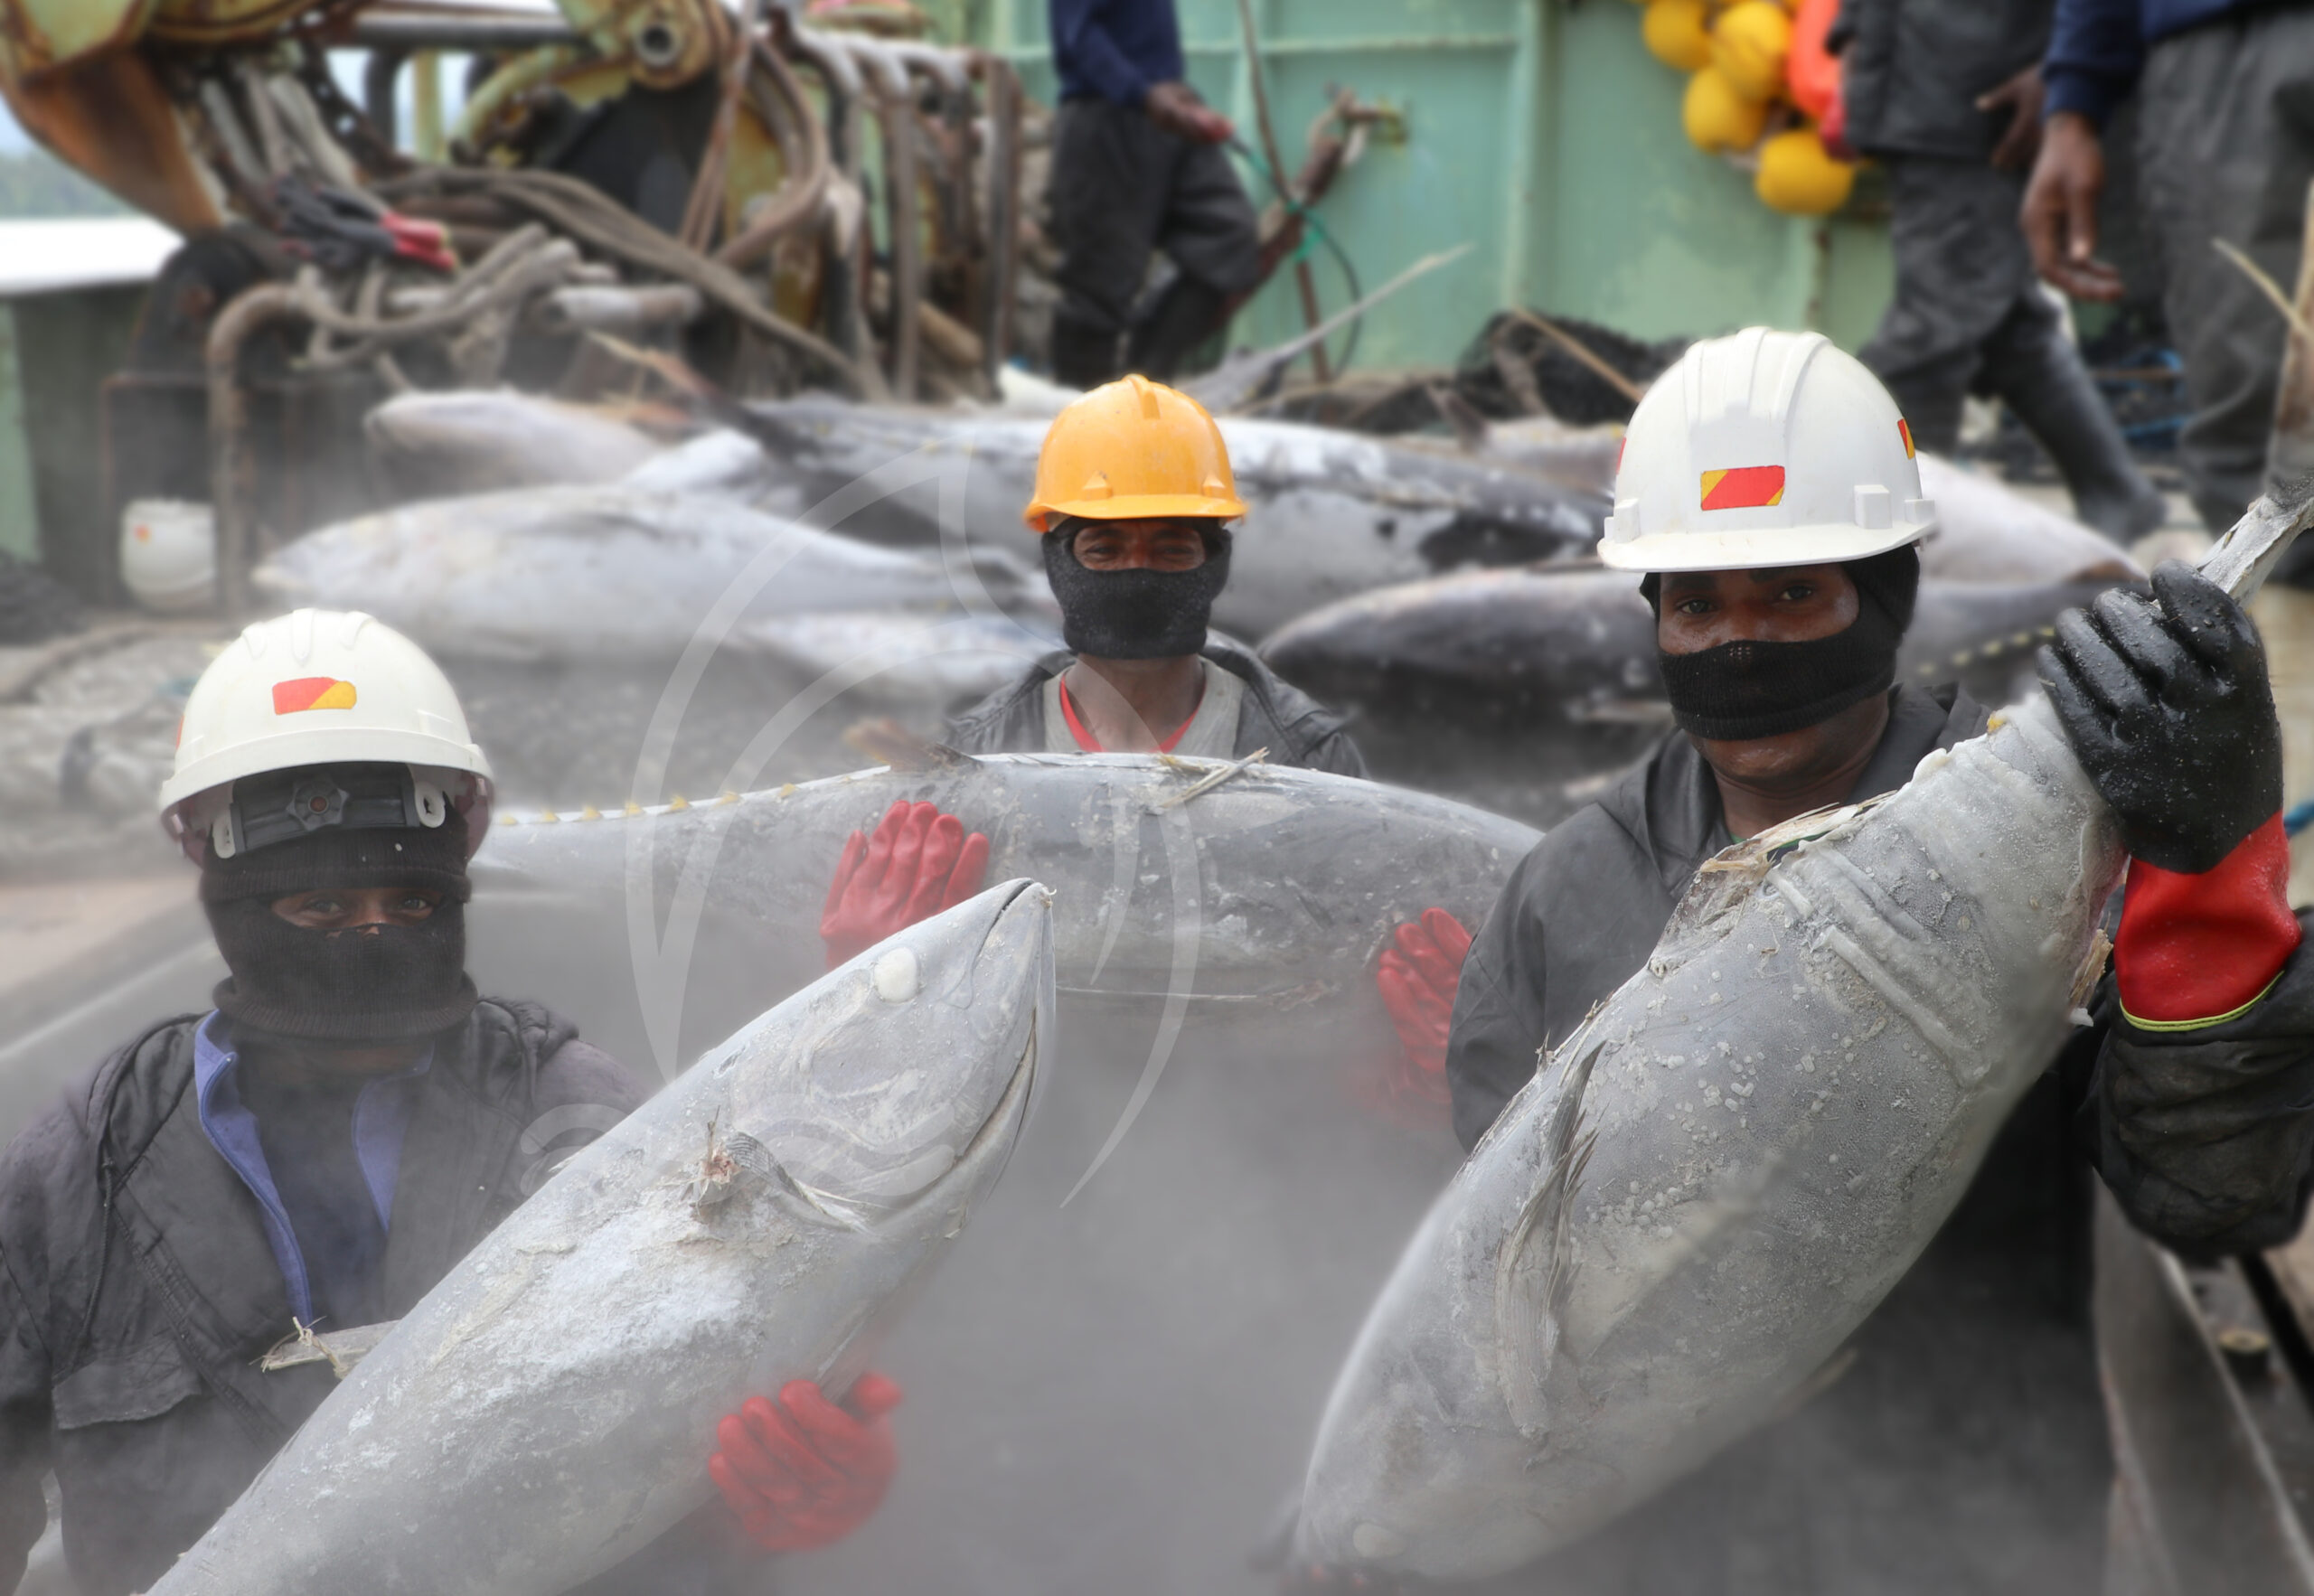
[1755, 126, 1857, 213]
[1683, 66, 1769, 154]
[1710, 0, 1792, 100]
[1641, 0, 1715, 72]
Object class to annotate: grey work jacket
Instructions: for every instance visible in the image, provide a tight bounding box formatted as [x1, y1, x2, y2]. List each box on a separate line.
[944, 638, 1368, 776]
[0, 1000, 759, 1596]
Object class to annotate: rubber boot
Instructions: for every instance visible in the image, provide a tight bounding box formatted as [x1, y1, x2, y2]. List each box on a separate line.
[1125, 275, 1230, 381]
[1993, 340, 2169, 545]
[1050, 315, 1123, 390]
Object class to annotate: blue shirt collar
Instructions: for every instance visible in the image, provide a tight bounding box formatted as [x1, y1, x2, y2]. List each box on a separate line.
[191, 1012, 432, 1326]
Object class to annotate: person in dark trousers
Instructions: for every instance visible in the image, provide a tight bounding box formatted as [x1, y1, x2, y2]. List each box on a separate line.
[0, 612, 911, 1596]
[1045, 0, 1262, 387]
[946, 376, 1363, 774]
[2023, 0, 2314, 541]
[1834, 0, 2168, 542]
[1373, 331, 2314, 1591]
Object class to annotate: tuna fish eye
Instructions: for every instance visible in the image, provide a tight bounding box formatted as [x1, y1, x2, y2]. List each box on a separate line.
[872, 946, 921, 1003]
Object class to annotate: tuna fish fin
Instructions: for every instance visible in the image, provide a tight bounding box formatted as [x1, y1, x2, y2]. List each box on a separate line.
[1493, 1028, 1604, 1441]
[694, 1128, 872, 1229]
[842, 718, 975, 773]
[1668, 796, 1883, 954]
[259, 1319, 397, 1378]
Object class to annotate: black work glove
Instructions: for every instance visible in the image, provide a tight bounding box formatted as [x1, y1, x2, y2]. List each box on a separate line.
[2037, 560, 2282, 873]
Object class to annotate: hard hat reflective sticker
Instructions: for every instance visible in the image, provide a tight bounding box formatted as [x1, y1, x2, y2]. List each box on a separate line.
[1699, 465, 1786, 510]
[273, 677, 358, 714]
[1898, 418, 1915, 458]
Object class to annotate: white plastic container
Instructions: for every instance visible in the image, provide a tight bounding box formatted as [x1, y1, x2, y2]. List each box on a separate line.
[120, 499, 216, 613]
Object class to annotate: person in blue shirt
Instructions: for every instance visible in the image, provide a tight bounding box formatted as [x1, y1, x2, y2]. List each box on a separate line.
[0, 612, 902, 1596]
[2022, 0, 2314, 546]
[1044, 0, 1261, 387]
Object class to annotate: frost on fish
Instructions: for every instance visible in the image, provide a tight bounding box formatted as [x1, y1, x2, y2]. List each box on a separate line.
[1293, 697, 2124, 1578]
[251, 487, 1047, 663]
[466, 754, 1540, 1078]
[149, 882, 1053, 1596]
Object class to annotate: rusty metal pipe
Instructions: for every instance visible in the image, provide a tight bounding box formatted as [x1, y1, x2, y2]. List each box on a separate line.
[788, 25, 875, 373]
[205, 283, 306, 619]
[713, 38, 832, 273]
[851, 38, 923, 400]
[531, 282, 704, 334]
[971, 52, 1022, 382]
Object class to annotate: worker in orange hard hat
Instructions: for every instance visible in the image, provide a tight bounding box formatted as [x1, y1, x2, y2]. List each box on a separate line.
[945, 375, 1363, 773]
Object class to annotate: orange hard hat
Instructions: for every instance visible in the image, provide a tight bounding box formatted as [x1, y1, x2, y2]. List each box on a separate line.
[1023, 374, 1247, 530]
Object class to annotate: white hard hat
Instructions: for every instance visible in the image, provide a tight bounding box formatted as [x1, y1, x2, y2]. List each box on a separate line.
[119, 500, 217, 614]
[1599, 326, 1936, 573]
[159, 609, 493, 857]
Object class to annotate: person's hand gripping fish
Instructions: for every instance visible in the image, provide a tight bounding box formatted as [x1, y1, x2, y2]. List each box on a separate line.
[2039, 560, 2300, 1026]
[1375, 909, 1473, 1080]
[709, 1374, 904, 1551]
[821, 800, 992, 967]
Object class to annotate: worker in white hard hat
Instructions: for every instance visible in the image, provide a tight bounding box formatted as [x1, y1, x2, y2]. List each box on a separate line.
[1352, 328, 2314, 1591]
[0, 611, 899, 1596]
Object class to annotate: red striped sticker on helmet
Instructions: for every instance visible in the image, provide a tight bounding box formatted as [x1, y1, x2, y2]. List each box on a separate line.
[1698, 465, 1786, 511]
[1897, 418, 1915, 458]
[272, 677, 358, 714]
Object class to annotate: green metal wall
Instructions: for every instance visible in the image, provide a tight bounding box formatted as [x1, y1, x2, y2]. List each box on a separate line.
[970, 0, 1893, 371]
[0, 285, 146, 596]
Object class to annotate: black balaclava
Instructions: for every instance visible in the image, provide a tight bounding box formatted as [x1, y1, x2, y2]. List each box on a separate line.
[202, 765, 476, 1047]
[1642, 544, 1921, 743]
[1043, 517, 1233, 660]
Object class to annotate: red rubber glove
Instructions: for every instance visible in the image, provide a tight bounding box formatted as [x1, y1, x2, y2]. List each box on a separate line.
[1375, 908, 1473, 1076]
[1786, 0, 1841, 122]
[710, 1373, 902, 1554]
[821, 801, 991, 968]
[2116, 813, 2301, 1027]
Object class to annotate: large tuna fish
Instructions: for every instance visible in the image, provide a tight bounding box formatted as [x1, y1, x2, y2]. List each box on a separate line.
[150, 878, 1054, 1596]
[1914, 454, 2144, 583]
[734, 399, 1609, 638]
[468, 752, 1529, 1596]
[1260, 569, 2136, 749]
[251, 486, 1054, 663]
[366, 390, 668, 495]
[740, 607, 1063, 709]
[1287, 496, 2309, 1579]
[466, 749, 1539, 1078]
